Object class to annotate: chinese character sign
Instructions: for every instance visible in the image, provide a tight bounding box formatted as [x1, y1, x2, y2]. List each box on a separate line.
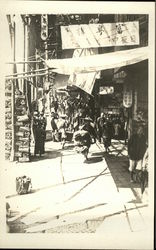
[41, 15, 48, 40]
[99, 86, 114, 95]
[61, 21, 139, 49]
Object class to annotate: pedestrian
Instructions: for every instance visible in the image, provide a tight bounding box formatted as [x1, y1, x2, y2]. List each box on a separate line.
[51, 112, 58, 142]
[128, 126, 147, 182]
[119, 116, 125, 139]
[113, 118, 121, 140]
[102, 119, 112, 152]
[34, 111, 46, 156]
[82, 116, 96, 143]
[96, 113, 105, 143]
[32, 111, 39, 143]
[73, 127, 92, 161]
[73, 112, 80, 132]
[51, 96, 59, 113]
[57, 114, 68, 149]
[39, 111, 47, 130]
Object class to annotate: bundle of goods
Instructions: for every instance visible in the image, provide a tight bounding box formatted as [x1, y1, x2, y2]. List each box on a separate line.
[16, 175, 32, 195]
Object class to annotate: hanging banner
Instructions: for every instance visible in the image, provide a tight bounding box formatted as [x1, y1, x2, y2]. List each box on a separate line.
[68, 48, 100, 95]
[61, 21, 139, 49]
[123, 84, 132, 108]
[70, 71, 98, 95]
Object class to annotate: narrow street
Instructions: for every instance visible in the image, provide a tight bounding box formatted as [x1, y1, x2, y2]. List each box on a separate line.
[5, 139, 150, 239]
[2, 8, 155, 250]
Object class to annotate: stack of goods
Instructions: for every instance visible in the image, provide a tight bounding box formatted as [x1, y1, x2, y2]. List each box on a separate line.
[14, 93, 31, 162]
[5, 80, 12, 160]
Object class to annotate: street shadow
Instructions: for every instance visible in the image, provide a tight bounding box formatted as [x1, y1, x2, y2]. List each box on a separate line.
[18, 171, 110, 195]
[104, 154, 142, 202]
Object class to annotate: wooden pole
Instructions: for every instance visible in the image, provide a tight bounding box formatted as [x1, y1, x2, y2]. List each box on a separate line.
[5, 72, 48, 80]
[6, 60, 43, 64]
[6, 68, 52, 77]
[44, 40, 49, 113]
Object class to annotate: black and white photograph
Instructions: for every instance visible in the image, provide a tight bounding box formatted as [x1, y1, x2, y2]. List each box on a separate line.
[0, 1, 155, 249]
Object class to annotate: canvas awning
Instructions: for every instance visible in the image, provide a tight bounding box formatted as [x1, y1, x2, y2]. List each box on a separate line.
[46, 46, 149, 75]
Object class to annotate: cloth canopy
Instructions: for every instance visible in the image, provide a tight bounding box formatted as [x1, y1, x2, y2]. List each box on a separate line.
[45, 46, 149, 75]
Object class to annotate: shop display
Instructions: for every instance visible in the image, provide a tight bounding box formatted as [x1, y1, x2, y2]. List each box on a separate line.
[14, 93, 31, 162]
[5, 80, 12, 160]
[5, 79, 31, 162]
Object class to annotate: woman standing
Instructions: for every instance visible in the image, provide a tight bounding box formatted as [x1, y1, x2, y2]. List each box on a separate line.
[128, 126, 147, 182]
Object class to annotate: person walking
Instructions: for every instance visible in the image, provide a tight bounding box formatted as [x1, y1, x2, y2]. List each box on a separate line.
[34, 111, 47, 156]
[96, 113, 105, 143]
[32, 111, 39, 144]
[82, 116, 96, 144]
[51, 112, 58, 141]
[102, 118, 112, 152]
[57, 114, 68, 149]
[73, 127, 92, 161]
[128, 126, 147, 182]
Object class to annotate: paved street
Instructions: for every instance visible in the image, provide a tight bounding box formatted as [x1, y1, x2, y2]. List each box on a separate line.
[5, 139, 151, 247]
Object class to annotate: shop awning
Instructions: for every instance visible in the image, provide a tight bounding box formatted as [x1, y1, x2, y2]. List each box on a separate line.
[45, 46, 149, 75]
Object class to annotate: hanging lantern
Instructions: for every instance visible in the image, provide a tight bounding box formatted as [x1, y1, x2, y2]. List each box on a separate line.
[41, 15, 48, 40]
[123, 83, 132, 108]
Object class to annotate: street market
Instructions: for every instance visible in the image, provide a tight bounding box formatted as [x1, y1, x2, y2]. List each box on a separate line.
[2, 11, 154, 249]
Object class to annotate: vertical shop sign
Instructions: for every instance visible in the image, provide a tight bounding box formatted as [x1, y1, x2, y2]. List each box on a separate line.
[123, 83, 132, 108]
[41, 15, 48, 40]
[133, 90, 138, 119]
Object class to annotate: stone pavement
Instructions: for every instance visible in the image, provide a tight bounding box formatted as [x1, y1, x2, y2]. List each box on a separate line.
[4, 139, 153, 249]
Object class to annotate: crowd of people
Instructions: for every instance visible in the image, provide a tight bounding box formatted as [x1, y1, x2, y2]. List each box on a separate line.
[31, 93, 148, 189]
[32, 91, 128, 158]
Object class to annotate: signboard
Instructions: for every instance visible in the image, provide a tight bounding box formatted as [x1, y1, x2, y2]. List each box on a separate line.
[123, 84, 132, 108]
[61, 21, 139, 49]
[41, 15, 48, 40]
[99, 86, 114, 95]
